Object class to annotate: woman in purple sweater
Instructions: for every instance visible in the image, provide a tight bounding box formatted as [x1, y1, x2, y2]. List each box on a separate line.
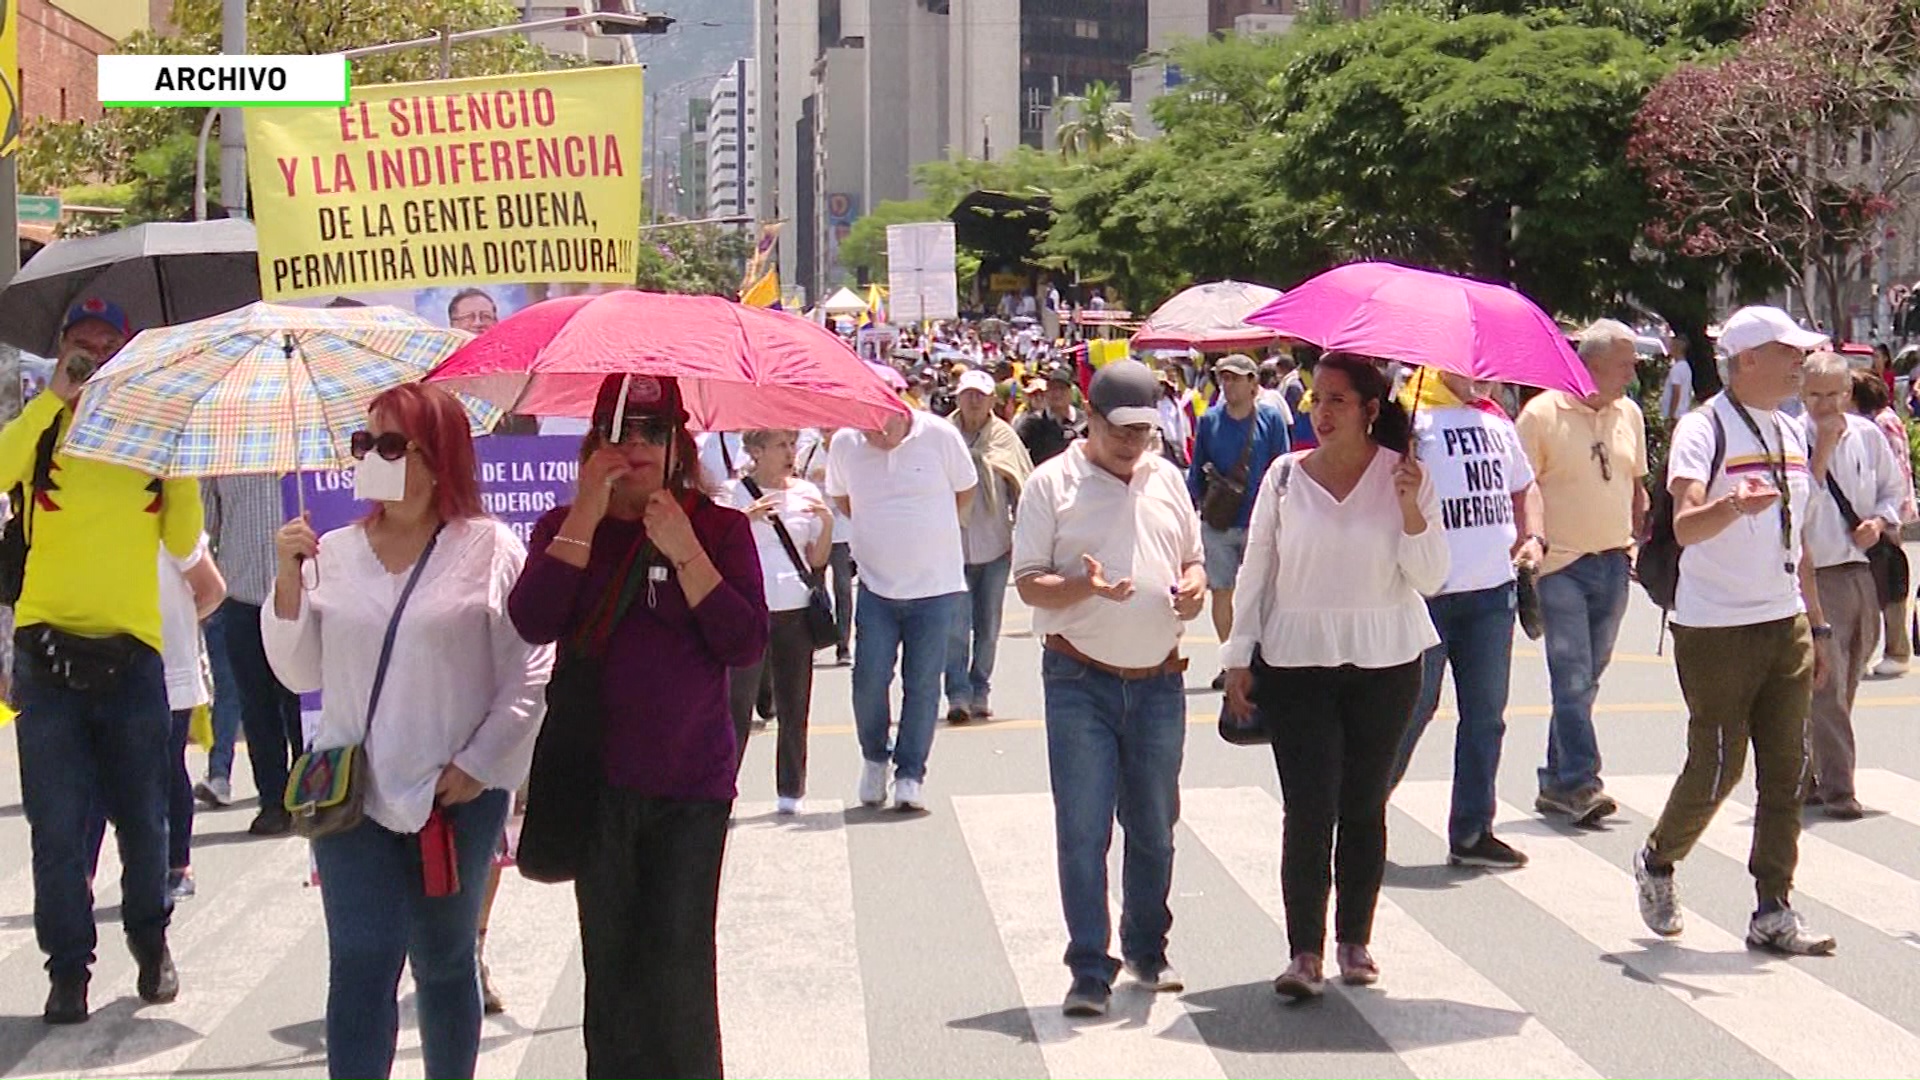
[508, 374, 767, 1079]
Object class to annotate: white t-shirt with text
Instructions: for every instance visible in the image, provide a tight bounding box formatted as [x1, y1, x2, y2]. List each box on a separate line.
[1414, 407, 1535, 595]
[1668, 394, 1812, 628]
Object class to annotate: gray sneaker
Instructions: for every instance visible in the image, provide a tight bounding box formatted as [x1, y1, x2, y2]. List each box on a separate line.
[1633, 847, 1683, 937]
[1062, 976, 1110, 1017]
[1748, 906, 1836, 956]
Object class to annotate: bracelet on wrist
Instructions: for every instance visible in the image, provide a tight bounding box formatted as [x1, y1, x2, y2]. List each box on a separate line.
[550, 535, 591, 552]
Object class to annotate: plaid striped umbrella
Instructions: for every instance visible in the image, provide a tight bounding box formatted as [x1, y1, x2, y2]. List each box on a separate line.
[62, 302, 498, 487]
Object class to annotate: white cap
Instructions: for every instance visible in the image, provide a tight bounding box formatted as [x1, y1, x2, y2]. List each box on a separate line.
[956, 369, 996, 396]
[1717, 305, 1828, 357]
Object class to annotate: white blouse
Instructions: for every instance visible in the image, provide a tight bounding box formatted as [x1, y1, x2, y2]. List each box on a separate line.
[1222, 448, 1449, 670]
[261, 517, 554, 834]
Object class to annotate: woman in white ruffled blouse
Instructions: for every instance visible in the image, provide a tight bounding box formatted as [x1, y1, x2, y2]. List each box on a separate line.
[1221, 353, 1449, 1001]
[262, 383, 553, 1080]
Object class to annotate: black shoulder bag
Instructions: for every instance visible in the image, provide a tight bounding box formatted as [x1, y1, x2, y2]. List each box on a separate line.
[741, 476, 838, 651]
[1219, 459, 1292, 746]
[1823, 464, 1908, 606]
[517, 532, 654, 884]
[1201, 411, 1260, 532]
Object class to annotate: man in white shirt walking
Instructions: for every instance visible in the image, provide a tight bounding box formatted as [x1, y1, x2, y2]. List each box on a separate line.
[827, 411, 978, 811]
[1634, 305, 1837, 956]
[1798, 351, 1903, 820]
[1013, 359, 1207, 1018]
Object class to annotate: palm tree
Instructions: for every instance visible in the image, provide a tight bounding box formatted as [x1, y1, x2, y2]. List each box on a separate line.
[1054, 81, 1137, 157]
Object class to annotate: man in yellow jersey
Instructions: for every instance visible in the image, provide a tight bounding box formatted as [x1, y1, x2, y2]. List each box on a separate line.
[4, 299, 205, 1025]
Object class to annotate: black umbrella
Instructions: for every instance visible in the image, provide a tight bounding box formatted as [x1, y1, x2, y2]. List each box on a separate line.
[0, 219, 260, 353]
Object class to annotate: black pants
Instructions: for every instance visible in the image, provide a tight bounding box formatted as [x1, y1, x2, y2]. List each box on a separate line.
[575, 789, 731, 1079]
[1259, 659, 1421, 958]
[729, 610, 818, 798]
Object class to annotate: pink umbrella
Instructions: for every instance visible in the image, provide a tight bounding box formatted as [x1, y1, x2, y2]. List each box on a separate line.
[1245, 262, 1595, 395]
[1132, 280, 1285, 352]
[864, 360, 909, 391]
[427, 291, 910, 431]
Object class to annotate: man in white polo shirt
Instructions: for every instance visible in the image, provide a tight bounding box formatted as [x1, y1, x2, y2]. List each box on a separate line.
[1013, 359, 1207, 1018]
[827, 409, 978, 811]
[1634, 305, 1837, 956]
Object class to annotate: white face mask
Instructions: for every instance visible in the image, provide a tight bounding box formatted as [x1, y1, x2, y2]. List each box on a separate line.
[353, 453, 408, 503]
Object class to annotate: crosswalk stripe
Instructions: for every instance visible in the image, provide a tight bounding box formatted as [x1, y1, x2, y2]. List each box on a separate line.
[10, 836, 314, 1079]
[1607, 775, 1920, 952]
[1182, 786, 1601, 1079]
[716, 801, 871, 1080]
[0, 864, 44, 970]
[1853, 769, 1920, 827]
[1395, 780, 1920, 1078]
[952, 792, 1228, 1080]
[461, 869, 584, 1080]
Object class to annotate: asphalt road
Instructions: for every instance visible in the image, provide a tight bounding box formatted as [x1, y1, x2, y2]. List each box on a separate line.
[4, 575, 1920, 1078]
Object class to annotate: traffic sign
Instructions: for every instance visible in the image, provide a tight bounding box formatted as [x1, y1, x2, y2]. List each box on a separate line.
[16, 195, 61, 224]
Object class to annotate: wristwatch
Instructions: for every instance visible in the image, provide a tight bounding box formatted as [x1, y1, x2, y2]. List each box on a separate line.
[1526, 533, 1548, 554]
[1811, 624, 1834, 641]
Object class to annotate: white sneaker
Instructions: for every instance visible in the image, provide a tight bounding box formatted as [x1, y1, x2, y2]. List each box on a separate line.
[776, 796, 803, 816]
[894, 777, 926, 811]
[193, 777, 232, 808]
[1634, 847, 1683, 937]
[1874, 657, 1910, 677]
[858, 760, 890, 807]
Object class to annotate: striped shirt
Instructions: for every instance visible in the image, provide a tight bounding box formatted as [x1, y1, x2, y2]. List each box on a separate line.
[203, 474, 285, 606]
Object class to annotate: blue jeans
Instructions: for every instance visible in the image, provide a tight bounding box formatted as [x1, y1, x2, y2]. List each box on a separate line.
[853, 587, 964, 783]
[14, 643, 173, 977]
[1535, 551, 1630, 797]
[1393, 584, 1516, 847]
[1042, 648, 1186, 985]
[211, 599, 304, 809]
[944, 555, 1012, 712]
[312, 788, 508, 1080]
[202, 602, 243, 782]
[86, 709, 196, 874]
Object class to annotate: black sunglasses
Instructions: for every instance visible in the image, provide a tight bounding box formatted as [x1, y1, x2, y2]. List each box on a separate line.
[602, 415, 677, 445]
[349, 430, 413, 462]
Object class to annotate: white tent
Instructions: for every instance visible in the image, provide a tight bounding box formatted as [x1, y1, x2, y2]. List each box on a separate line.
[820, 287, 868, 316]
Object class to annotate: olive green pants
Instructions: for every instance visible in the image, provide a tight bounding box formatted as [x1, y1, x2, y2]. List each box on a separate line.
[1648, 615, 1812, 903]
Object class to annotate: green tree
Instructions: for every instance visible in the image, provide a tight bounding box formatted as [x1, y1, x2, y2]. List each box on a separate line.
[20, 0, 575, 222]
[1053, 81, 1136, 157]
[633, 223, 754, 296]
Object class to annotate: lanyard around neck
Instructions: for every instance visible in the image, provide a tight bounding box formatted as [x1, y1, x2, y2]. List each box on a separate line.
[1722, 389, 1794, 566]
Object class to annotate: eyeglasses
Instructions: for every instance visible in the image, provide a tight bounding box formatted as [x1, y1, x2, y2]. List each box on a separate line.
[1109, 422, 1156, 443]
[349, 430, 414, 462]
[1590, 441, 1612, 482]
[602, 415, 677, 446]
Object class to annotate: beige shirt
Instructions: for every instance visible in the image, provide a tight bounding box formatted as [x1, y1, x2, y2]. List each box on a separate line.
[1516, 391, 1647, 576]
[1011, 443, 1204, 668]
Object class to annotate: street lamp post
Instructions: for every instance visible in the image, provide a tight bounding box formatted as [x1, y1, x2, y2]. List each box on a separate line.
[192, 10, 674, 219]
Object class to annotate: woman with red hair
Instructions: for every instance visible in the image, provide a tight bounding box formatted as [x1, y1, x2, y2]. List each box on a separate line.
[262, 382, 554, 1080]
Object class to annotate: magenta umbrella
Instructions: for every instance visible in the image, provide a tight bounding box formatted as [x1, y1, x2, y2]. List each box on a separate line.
[1245, 262, 1595, 395]
[426, 291, 910, 431]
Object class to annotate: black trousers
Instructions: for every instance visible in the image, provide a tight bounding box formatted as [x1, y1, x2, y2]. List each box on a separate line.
[1258, 659, 1421, 957]
[729, 610, 818, 798]
[575, 789, 732, 1079]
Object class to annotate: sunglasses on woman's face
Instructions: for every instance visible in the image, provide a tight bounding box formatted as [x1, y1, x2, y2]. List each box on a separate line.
[603, 415, 677, 446]
[349, 430, 413, 462]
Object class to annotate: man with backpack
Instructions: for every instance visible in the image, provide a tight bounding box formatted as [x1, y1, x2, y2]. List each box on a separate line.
[2, 299, 205, 1022]
[1633, 305, 1838, 956]
[1515, 319, 1648, 826]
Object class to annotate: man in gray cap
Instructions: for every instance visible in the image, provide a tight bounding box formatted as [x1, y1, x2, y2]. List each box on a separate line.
[1187, 353, 1291, 689]
[1012, 358, 1207, 1018]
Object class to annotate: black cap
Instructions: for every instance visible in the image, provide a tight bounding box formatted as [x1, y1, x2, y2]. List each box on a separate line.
[1089, 359, 1161, 427]
[1046, 365, 1075, 385]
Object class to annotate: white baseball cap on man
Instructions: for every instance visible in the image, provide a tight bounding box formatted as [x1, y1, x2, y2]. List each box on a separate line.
[1716, 305, 1829, 357]
[956, 369, 997, 397]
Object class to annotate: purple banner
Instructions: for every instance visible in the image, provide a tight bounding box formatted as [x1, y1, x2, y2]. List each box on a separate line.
[281, 435, 581, 542]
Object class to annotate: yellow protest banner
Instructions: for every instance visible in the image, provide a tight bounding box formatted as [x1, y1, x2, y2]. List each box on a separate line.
[245, 66, 644, 301]
[1, 0, 18, 158]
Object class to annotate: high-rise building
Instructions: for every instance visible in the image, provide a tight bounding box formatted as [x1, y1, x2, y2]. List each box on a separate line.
[678, 98, 712, 220]
[706, 59, 762, 225]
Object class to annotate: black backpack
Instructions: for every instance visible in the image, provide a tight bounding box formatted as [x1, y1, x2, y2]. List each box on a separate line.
[1637, 402, 1725, 612]
[0, 415, 68, 605]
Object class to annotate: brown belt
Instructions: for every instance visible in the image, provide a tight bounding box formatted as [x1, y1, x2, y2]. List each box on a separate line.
[1043, 635, 1188, 681]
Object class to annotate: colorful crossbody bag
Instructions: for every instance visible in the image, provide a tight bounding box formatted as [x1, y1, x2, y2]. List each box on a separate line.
[284, 524, 443, 839]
